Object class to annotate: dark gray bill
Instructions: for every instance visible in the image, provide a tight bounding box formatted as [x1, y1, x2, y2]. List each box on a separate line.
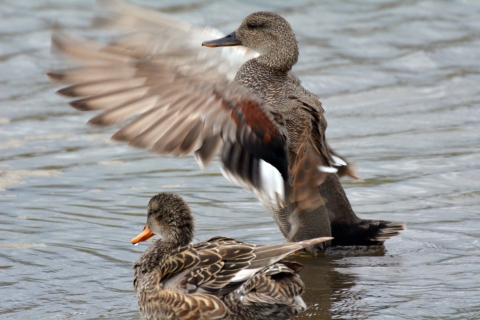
[202, 32, 242, 47]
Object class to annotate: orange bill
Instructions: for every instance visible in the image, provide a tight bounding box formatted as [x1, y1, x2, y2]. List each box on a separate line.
[131, 225, 154, 244]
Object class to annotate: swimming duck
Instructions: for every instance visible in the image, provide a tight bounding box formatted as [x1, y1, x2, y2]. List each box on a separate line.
[132, 193, 331, 320]
[48, 1, 404, 252]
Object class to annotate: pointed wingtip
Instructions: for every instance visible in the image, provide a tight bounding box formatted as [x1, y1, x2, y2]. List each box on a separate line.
[57, 86, 77, 97]
[46, 72, 63, 82]
[69, 99, 90, 111]
[193, 151, 207, 170]
[50, 29, 66, 51]
[349, 172, 363, 181]
[301, 236, 333, 248]
[316, 236, 333, 242]
[111, 130, 130, 142]
[87, 114, 110, 126]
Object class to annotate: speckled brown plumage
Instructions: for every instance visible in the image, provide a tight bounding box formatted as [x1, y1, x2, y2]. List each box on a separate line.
[48, 1, 404, 254]
[132, 193, 332, 320]
[222, 263, 306, 320]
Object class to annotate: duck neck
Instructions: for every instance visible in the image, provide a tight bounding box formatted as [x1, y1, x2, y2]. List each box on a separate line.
[134, 235, 190, 276]
[160, 231, 192, 251]
[256, 40, 298, 72]
[161, 214, 195, 249]
[135, 219, 194, 271]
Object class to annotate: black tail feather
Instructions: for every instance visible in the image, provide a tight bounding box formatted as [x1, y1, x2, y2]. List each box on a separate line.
[331, 220, 405, 246]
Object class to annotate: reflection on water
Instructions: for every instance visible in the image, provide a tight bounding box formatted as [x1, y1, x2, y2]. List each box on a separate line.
[293, 256, 358, 320]
[1, 0, 480, 319]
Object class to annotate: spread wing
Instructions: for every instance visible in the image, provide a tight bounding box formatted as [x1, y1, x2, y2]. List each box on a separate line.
[48, 0, 288, 208]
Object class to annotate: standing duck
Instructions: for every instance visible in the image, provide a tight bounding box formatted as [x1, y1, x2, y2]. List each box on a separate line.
[131, 193, 331, 320]
[48, 1, 404, 252]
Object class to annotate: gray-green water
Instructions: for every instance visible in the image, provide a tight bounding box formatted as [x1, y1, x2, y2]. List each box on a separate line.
[1, 0, 480, 319]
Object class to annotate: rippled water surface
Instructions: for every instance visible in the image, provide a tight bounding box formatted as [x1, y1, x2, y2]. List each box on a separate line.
[1, 0, 480, 319]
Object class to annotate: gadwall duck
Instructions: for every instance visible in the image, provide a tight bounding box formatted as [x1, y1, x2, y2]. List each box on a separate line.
[131, 193, 331, 320]
[48, 1, 404, 252]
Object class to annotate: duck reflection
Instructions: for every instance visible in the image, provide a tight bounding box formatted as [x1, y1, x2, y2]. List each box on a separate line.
[291, 246, 385, 319]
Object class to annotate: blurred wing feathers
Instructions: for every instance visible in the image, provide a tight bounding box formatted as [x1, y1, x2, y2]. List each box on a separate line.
[49, 2, 288, 207]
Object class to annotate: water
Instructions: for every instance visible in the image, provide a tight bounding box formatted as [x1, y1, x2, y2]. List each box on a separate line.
[1, 0, 480, 319]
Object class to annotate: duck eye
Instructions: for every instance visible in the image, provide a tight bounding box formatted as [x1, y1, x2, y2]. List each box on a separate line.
[247, 23, 259, 29]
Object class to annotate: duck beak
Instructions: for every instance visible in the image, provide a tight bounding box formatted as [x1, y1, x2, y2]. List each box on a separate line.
[131, 225, 154, 244]
[202, 32, 242, 47]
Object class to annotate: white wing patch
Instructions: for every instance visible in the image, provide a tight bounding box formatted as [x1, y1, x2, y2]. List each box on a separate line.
[295, 296, 307, 311]
[230, 268, 262, 283]
[220, 160, 285, 209]
[332, 155, 347, 167]
[259, 160, 285, 203]
[318, 165, 338, 173]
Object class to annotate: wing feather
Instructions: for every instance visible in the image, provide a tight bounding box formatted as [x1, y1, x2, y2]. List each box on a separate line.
[49, 22, 288, 208]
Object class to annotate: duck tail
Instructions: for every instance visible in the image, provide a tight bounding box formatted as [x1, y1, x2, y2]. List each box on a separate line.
[331, 220, 405, 246]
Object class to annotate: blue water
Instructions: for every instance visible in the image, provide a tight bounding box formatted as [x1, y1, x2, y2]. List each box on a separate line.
[1, 1, 480, 319]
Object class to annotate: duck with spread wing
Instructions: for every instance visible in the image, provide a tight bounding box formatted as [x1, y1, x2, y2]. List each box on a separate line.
[48, 1, 404, 252]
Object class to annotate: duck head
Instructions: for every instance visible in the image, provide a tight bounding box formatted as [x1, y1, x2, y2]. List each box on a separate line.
[202, 12, 299, 72]
[131, 193, 195, 247]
